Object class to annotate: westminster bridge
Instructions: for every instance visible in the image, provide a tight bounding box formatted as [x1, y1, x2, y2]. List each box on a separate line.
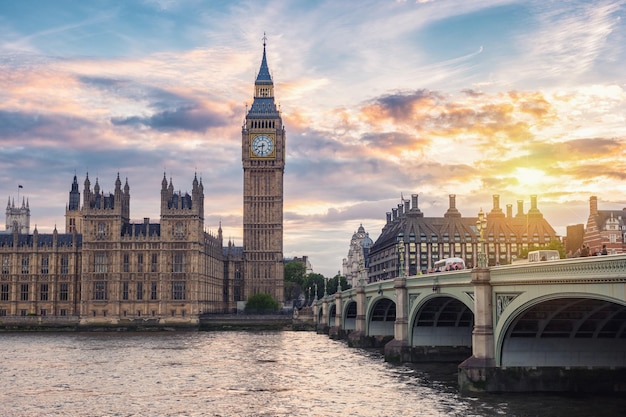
[311, 254, 626, 392]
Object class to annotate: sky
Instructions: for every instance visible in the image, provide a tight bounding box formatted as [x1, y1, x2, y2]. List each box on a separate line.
[1, 0, 625, 278]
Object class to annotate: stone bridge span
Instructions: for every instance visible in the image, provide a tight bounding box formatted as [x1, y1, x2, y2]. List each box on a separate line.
[313, 255, 626, 392]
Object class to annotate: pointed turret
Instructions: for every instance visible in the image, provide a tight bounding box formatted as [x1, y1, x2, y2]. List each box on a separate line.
[248, 34, 279, 118]
[256, 36, 273, 85]
[68, 175, 80, 211]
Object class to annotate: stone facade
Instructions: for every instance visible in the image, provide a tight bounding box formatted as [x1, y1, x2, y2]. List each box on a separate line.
[342, 224, 374, 287]
[241, 40, 285, 302]
[0, 173, 236, 324]
[5, 197, 30, 234]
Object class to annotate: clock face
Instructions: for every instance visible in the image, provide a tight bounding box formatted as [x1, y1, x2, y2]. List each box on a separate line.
[251, 135, 274, 157]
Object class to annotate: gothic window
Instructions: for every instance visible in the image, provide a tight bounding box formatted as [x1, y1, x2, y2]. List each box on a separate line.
[1, 284, 9, 301]
[123, 253, 129, 273]
[97, 222, 106, 238]
[137, 254, 143, 272]
[136, 282, 143, 300]
[151, 254, 158, 272]
[59, 283, 68, 301]
[175, 222, 184, 238]
[94, 282, 107, 300]
[151, 282, 158, 300]
[41, 256, 49, 274]
[122, 282, 129, 300]
[40, 284, 49, 301]
[172, 253, 184, 273]
[21, 257, 29, 274]
[61, 256, 69, 274]
[94, 252, 108, 273]
[172, 282, 186, 300]
[2, 256, 10, 275]
[20, 284, 29, 301]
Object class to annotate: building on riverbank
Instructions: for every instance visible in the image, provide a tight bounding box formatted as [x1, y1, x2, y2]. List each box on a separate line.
[367, 194, 558, 280]
[0, 41, 286, 326]
[0, 173, 231, 325]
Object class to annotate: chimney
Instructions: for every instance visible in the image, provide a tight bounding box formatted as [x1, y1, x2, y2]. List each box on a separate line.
[386, 212, 392, 224]
[392, 208, 398, 221]
[493, 195, 500, 210]
[530, 195, 538, 211]
[411, 194, 418, 211]
[506, 204, 512, 218]
[590, 196, 598, 216]
[404, 199, 410, 214]
[398, 204, 404, 217]
[449, 194, 456, 210]
[517, 200, 524, 217]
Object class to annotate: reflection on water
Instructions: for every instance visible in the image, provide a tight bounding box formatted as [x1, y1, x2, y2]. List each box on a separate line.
[0, 331, 624, 417]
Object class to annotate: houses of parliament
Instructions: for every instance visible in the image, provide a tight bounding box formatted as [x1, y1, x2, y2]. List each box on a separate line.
[0, 42, 285, 325]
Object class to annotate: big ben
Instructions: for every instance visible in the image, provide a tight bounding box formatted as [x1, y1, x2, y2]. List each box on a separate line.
[242, 37, 285, 302]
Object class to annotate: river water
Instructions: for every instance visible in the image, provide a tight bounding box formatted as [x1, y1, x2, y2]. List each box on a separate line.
[0, 331, 624, 417]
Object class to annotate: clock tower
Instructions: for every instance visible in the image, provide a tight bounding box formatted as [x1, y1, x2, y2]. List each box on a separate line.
[242, 37, 285, 302]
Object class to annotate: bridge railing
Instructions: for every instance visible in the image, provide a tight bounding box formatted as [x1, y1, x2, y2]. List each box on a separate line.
[490, 253, 626, 282]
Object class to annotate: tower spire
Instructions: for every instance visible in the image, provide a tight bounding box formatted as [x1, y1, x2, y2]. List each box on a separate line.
[256, 33, 273, 85]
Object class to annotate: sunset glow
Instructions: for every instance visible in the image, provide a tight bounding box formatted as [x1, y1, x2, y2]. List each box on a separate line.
[1, 1, 625, 277]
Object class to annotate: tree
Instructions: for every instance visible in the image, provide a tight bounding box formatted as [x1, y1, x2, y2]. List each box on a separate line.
[302, 273, 326, 301]
[244, 293, 280, 314]
[326, 272, 350, 295]
[284, 261, 306, 301]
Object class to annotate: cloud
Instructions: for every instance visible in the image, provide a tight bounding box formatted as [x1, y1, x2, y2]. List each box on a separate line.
[111, 104, 225, 132]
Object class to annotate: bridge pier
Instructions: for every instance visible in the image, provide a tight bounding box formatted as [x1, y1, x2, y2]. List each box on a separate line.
[329, 292, 344, 339]
[348, 283, 371, 347]
[384, 277, 412, 362]
[458, 267, 496, 392]
[317, 297, 330, 334]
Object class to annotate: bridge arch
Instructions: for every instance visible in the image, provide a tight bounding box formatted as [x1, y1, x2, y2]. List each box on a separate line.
[328, 303, 336, 327]
[366, 296, 396, 336]
[496, 292, 626, 367]
[343, 300, 357, 331]
[409, 294, 474, 348]
[316, 304, 323, 325]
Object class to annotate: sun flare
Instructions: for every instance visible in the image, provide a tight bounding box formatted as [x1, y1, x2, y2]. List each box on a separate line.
[514, 167, 546, 187]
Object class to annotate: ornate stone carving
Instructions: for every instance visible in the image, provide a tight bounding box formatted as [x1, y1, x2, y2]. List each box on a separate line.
[496, 293, 521, 322]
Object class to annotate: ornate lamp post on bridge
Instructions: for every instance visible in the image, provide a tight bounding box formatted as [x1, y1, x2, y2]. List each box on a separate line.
[476, 208, 488, 268]
[358, 259, 365, 287]
[397, 233, 406, 278]
[337, 270, 342, 292]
